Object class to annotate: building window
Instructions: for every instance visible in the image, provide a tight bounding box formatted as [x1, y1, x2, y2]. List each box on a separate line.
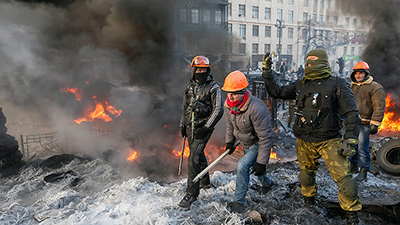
[239, 24, 246, 36]
[288, 27, 293, 38]
[192, 9, 199, 24]
[277, 9, 283, 20]
[312, 13, 317, 22]
[352, 18, 357, 28]
[239, 43, 246, 54]
[265, 26, 271, 37]
[252, 25, 259, 36]
[343, 46, 347, 55]
[276, 44, 282, 53]
[265, 44, 271, 53]
[228, 3, 232, 16]
[351, 47, 355, 55]
[287, 44, 292, 55]
[360, 20, 364, 28]
[304, 0, 309, 6]
[303, 12, 308, 22]
[326, 15, 329, 24]
[288, 10, 293, 22]
[239, 4, 245, 17]
[179, 9, 187, 23]
[345, 17, 349, 27]
[334, 16, 338, 25]
[334, 31, 338, 40]
[252, 6, 259, 18]
[228, 23, 232, 34]
[203, 10, 210, 24]
[320, 0, 324, 8]
[302, 45, 307, 55]
[327, 0, 330, 8]
[289, 0, 294, 4]
[215, 10, 222, 24]
[314, 0, 317, 8]
[335, 0, 339, 10]
[319, 14, 323, 23]
[303, 29, 308, 39]
[252, 43, 259, 54]
[265, 8, 271, 19]
[278, 0, 283, 3]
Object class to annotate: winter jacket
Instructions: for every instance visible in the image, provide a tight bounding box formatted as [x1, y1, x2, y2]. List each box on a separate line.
[224, 93, 274, 165]
[350, 75, 385, 126]
[263, 70, 360, 142]
[180, 75, 223, 130]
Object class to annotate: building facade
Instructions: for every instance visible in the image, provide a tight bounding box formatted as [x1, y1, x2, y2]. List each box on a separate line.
[227, 0, 370, 74]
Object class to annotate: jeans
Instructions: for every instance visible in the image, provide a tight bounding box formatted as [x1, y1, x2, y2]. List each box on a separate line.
[234, 144, 272, 205]
[350, 124, 371, 170]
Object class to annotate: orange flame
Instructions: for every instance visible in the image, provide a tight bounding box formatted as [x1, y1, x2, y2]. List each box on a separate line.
[74, 99, 122, 124]
[270, 148, 280, 160]
[172, 139, 190, 158]
[380, 93, 400, 132]
[127, 150, 138, 161]
[60, 86, 83, 101]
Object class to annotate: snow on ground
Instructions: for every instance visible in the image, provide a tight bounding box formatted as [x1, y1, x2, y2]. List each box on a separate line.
[0, 154, 400, 225]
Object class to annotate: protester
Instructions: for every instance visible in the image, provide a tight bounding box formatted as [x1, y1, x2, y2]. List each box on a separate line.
[262, 49, 361, 225]
[178, 55, 223, 209]
[349, 61, 385, 182]
[222, 70, 274, 213]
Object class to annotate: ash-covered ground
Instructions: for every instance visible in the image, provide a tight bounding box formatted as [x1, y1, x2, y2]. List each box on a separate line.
[0, 130, 399, 225]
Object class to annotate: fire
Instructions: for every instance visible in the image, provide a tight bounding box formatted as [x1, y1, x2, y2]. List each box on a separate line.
[60, 86, 83, 101]
[380, 93, 400, 132]
[127, 150, 138, 161]
[74, 98, 123, 124]
[172, 140, 190, 158]
[270, 148, 280, 160]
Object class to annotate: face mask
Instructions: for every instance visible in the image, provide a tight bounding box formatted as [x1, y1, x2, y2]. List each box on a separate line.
[194, 73, 208, 84]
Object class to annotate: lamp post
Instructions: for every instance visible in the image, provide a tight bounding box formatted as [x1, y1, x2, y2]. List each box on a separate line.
[275, 19, 286, 63]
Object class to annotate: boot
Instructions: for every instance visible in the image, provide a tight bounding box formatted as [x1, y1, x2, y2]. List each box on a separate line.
[178, 193, 197, 209]
[228, 202, 246, 213]
[261, 181, 274, 194]
[350, 161, 359, 173]
[345, 211, 359, 225]
[355, 168, 368, 182]
[303, 196, 315, 208]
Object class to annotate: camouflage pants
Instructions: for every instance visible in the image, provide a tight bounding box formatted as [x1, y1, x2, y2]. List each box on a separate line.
[297, 138, 362, 211]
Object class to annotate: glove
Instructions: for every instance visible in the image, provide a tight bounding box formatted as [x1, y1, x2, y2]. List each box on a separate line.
[194, 127, 211, 139]
[180, 126, 186, 137]
[250, 163, 266, 176]
[262, 52, 273, 71]
[337, 138, 359, 157]
[226, 142, 235, 155]
[368, 124, 379, 135]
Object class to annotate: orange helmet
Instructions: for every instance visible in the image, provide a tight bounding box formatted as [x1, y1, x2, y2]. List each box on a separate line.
[191, 55, 210, 68]
[222, 71, 249, 92]
[353, 61, 370, 71]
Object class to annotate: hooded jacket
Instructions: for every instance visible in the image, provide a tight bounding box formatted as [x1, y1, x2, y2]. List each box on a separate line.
[262, 69, 360, 142]
[350, 75, 385, 126]
[224, 92, 274, 165]
[180, 75, 223, 130]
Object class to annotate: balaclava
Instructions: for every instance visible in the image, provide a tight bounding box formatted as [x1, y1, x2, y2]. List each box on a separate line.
[192, 67, 210, 84]
[302, 49, 332, 85]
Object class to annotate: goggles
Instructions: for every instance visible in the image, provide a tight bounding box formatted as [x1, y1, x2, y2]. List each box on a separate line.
[191, 56, 210, 67]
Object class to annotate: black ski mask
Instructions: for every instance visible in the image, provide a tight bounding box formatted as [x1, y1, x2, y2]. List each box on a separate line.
[192, 67, 210, 84]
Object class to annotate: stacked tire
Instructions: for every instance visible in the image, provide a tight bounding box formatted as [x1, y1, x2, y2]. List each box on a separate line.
[377, 139, 400, 176]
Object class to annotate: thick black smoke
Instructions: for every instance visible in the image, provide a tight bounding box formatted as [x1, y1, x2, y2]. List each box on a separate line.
[340, 0, 400, 98]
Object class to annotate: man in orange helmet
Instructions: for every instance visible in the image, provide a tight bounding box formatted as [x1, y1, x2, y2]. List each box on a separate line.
[178, 55, 223, 209]
[349, 61, 385, 182]
[222, 70, 274, 213]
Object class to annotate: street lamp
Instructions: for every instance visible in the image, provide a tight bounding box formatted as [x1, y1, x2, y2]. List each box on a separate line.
[275, 19, 286, 63]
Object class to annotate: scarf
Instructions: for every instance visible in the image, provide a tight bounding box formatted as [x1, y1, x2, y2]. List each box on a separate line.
[227, 90, 249, 114]
[302, 49, 332, 86]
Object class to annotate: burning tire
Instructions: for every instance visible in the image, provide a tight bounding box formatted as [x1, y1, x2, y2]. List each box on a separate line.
[377, 139, 400, 176]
